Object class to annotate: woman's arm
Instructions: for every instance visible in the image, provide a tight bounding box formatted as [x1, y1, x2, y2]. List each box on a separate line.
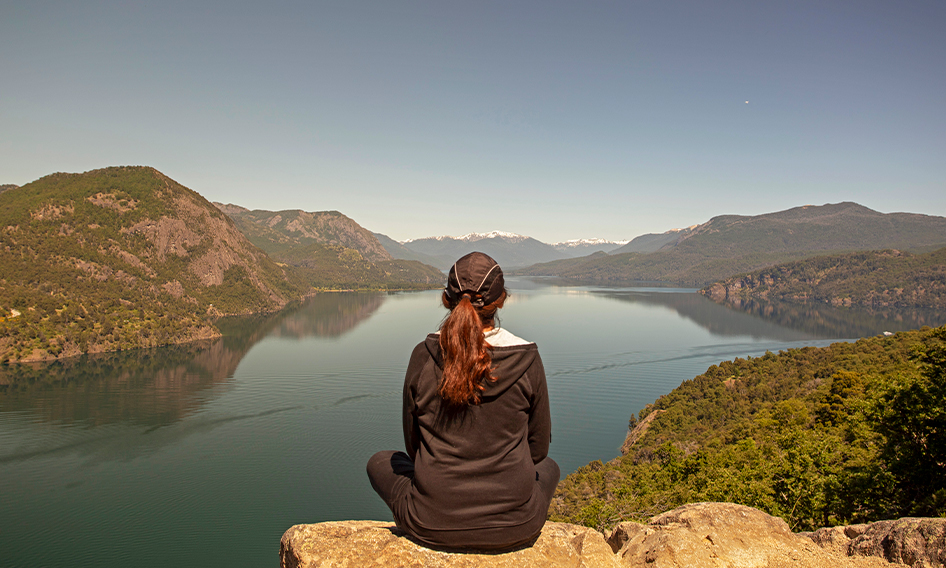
[402, 342, 428, 461]
[527, 353, 551, 464]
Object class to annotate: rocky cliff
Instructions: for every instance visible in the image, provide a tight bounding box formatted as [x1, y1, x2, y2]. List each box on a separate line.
[281, 502, 945, 567]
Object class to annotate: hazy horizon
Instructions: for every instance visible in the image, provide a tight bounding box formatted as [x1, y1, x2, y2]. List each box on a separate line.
[2, 1, 943, 243]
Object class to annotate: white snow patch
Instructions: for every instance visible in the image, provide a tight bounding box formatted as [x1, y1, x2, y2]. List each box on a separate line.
[405, 231, 528, 243]
[552, 238, 629, 247]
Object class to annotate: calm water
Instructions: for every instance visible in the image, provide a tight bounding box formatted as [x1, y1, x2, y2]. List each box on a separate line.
[2, 280, 942, 568]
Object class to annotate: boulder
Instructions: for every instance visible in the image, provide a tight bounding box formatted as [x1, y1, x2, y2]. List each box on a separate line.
[807, 525, 870, 555]
[280, 520, 619, 568]
[606, 502, 891, 568]
[845, 518, 945, 567]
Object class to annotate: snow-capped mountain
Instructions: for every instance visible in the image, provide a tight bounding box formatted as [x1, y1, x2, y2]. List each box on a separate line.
[404, 230, 529, 244]
[551, 238, 629, 256]
[457, 230, 529, 243]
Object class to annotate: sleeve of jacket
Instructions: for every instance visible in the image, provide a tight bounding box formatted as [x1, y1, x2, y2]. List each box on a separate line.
[402, 341, 427, 462]
[527, 351, 551, 464]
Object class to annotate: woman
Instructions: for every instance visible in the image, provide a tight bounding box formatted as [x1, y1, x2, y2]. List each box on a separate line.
[367, 251, 560, 551]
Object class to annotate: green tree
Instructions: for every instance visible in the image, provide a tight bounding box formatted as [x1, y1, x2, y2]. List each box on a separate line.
[871, 327, 946, 516]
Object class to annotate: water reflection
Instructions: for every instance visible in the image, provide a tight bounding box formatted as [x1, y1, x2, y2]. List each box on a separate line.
[0, 340, 242, 427]
[707, 296, 946, 337]
[588, 289, 819, 340]
[262, 291, 386, 338]
[580, 287, 945, 340]
[0, 292, 389, 428]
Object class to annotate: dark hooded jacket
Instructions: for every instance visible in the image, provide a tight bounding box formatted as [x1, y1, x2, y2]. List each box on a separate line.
[400, 332, 551, 535]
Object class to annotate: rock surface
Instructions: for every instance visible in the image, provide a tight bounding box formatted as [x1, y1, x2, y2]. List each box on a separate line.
[280, 503, 902, 568]
[810, 517, 946, 568]
[280, 520, 619, 568]
[606, 502, 892, 568]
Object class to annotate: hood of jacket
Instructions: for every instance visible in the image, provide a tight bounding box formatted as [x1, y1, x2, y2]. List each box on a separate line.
[422, 333, 538, 401]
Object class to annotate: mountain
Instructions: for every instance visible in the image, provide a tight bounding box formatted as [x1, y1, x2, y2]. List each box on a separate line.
[373, 232, 445, 268]
[0, 167, 309, 362]
[384, 232, 628, 269]
[214, 204, 391, 261]
[612, 226, 697, 254]
[517, 202, 946, 286]
[702, 247, 946, 309]
[551, 238, 629, 257]
[402, 231, 568, 270]
[0, 184, 18, 194]
[217, 205, 443, 289]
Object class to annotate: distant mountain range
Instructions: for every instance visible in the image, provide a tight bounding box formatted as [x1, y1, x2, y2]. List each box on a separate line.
[552, 238, 630, 256]
[516, 202, 946, 285]
[380, 231, 628, 270]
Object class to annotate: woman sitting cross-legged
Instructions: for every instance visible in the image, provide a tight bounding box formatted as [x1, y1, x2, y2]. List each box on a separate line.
[367, 251, 560, 552]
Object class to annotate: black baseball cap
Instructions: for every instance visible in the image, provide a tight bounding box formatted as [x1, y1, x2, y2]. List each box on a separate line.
[445, 252, 505, 308]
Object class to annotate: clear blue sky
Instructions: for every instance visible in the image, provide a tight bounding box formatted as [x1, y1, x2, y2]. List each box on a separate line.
[2, 1, 943, 243]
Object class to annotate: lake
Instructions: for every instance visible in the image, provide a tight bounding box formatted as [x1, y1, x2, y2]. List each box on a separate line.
[2, 279, 942, 568]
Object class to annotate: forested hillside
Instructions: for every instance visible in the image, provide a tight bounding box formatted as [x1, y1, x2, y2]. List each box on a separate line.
[551, 326, 946, 532]
[217, 205, 443, 290]
[0, 167, 308, 362]
[702, 248, 946, 309]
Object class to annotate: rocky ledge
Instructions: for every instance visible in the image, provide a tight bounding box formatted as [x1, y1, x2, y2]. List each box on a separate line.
[280, 502, 946, 567]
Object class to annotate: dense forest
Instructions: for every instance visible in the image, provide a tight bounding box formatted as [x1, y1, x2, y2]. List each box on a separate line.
[550, 326, 946, 532]
[702, 248, 946, 309]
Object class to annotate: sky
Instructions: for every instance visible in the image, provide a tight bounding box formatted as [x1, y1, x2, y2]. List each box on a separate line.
[1, 1, 944, 243]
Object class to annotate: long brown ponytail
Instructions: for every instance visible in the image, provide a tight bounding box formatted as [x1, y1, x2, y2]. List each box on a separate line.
[438, 290, 507, 406]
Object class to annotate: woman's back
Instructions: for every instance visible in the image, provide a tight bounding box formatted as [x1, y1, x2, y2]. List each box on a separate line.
[403, 333, 550, 532]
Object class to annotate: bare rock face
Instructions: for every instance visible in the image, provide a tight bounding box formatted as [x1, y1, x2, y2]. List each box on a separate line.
[810, 518, 946, 568]
[280, 520, 619, 568]
[621, 409, 665, 454]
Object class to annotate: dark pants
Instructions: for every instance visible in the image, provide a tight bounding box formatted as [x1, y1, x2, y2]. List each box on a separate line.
[366, 450, 561, 552]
